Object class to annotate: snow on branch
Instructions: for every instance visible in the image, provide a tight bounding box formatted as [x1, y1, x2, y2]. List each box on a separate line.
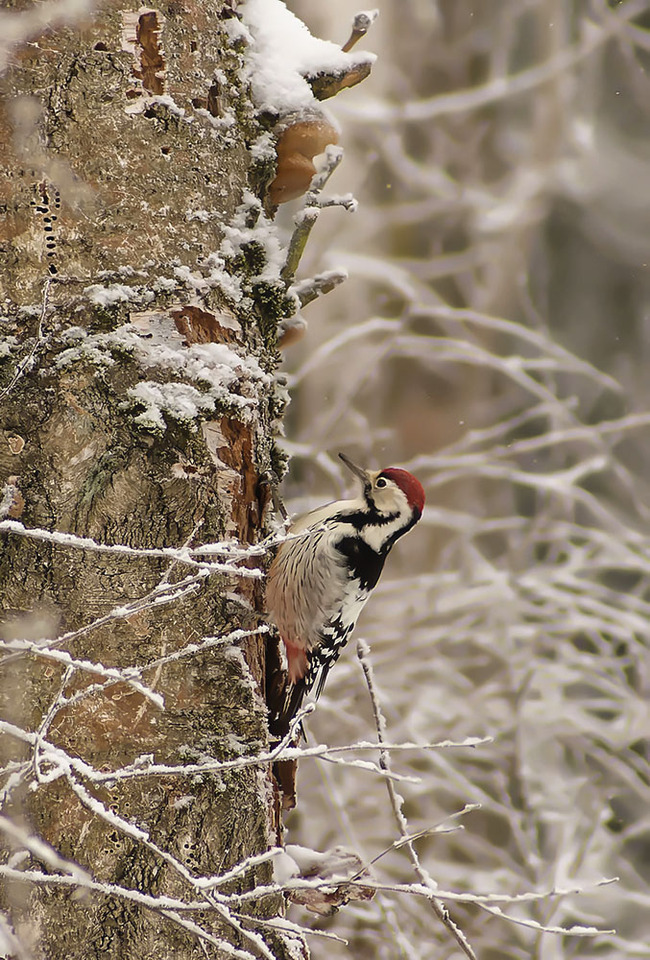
[0, 643, 491, 957]
[0, 717, 487, 789]
[280, 145, 347, 287]
[357, 638, 479, 960]
[0, 642, 164, 708]
[222, 872, 617, 934]
[0, 866, 261, 960]
[239, 0, 375, 115]
[0, 518, 264, 575]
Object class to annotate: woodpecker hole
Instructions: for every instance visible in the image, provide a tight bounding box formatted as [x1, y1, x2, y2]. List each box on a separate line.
[31, 180, 60, 273]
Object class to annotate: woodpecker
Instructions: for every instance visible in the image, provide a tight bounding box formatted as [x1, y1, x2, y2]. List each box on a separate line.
[266, 452, 425, 736]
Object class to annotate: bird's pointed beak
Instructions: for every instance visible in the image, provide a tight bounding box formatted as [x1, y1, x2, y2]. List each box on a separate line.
[338, 452, 372, 492]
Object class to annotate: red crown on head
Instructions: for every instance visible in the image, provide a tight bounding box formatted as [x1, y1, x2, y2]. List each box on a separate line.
[379, 468, 426, 515]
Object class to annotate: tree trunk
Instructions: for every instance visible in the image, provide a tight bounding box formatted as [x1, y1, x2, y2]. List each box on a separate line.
[0, 1, 299, 956]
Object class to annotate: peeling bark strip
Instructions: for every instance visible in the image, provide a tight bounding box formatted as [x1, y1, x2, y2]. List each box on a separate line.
[136, 11, 166, 94]
[122, 8, 166, 96]
[172, 304, 239, 345]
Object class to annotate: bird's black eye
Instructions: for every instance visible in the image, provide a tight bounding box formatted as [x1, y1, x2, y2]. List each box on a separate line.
[376, 477, 387, 488]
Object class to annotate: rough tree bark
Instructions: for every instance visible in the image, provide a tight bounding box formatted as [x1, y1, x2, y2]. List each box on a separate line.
[0, 1, 325, 957]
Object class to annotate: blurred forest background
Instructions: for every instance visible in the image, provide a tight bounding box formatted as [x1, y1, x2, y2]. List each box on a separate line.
[279, 1, 650, 957]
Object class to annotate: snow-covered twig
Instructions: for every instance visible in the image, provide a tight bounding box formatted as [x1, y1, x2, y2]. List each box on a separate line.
[32, 664, 75, 783]
[0, 519, 264, 577]
[342, 9, 379, 53]
[356, 638, 479, 960]
[0, 571, 224, 668]
[0, 866, 258, 959]
[0, 718, 486, 793]
[281, 145, 346, 285]
[289, 268, 348, 308]
[0, 642, 164, 708]
[0, 816, 91, 883]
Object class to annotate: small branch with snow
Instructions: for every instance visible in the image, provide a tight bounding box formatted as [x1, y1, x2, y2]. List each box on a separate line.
[219, 871, 618, 935]
[357, 638, 479, 960]
[0, 571, 211, 665]
[342, 10, 379, 53]
[289, 268, 348, 309]
[356, 638, 617, 946]
[0, 519, 265, 577]
[314, 193, 357, 212]
[0, 866, 258, 960]
[0, 718, 487, 794]
[0, 640, 164, 709]
[280, 146, 346, 286]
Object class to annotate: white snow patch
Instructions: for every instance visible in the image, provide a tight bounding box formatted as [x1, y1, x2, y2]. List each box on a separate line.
[250, 131, 276, 161]
[0, 337, 18, 358]
[185, 208, 212, 223]
[55, 321, 271, 431]
[125, 337, 271, 430]
[203, 253, 245, 302]
[173, 264, 207, 293]
[273, 844, 364, 883]
[55, 327, 118, 369]
[221, 189, 289, 287]
[151, 276, 178, 293]
[146, 94, 186, 117]
[129, 381, 215, 431]
[84, 283, 138, 306]
[193, 106, 236, 133]
[240, 0, 376, 114]
[223, 15, 250, 44]
[174, 255, 243, 304]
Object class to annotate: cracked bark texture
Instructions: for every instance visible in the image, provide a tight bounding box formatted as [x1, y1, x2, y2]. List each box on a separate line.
[0, 1, 295, 957]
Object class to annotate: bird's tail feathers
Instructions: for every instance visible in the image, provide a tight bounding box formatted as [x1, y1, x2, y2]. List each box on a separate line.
[269, 674, 307, 740]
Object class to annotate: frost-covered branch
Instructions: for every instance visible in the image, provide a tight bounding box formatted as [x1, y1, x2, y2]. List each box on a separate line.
[0, 717, 487, 793]
[0, 519, 265, 576]
[281, 146, 347, 285]
[357, 639, 479, 960]
[289, 268, 348, 309]
[0, 643, 164, 707]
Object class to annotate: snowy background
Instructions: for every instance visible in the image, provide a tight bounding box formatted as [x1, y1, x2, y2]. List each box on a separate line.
[274, 2, 650, 957]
